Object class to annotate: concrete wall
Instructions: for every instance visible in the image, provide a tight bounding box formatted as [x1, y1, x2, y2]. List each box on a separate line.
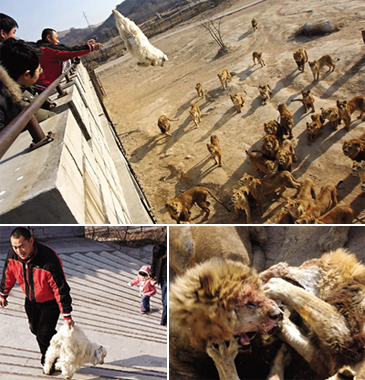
[0, 64, 153, 224]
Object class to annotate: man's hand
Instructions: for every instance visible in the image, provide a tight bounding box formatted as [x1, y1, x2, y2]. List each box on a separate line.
[65, 317, 75, 329]
[92, 43, 104, 51]
[0, 297, 8, 308]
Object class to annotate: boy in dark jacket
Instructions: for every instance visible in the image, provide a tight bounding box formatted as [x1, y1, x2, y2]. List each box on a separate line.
[0, 38, 55, 132]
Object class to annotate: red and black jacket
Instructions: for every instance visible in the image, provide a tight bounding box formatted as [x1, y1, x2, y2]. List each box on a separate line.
[0, 242, 72, 320]
[35, 41, 93, 88]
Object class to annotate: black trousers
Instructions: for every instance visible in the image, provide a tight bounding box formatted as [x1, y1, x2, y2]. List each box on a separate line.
[24, 298, 60, 364]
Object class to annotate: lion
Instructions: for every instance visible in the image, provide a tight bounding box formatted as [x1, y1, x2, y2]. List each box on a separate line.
[258, 85, 272, 105]
[306, 113, 325, 145]
[165, 187, 230, 224]
[321, 107, 341, 129]
[352, 160, 365, 192]
[247, 150, 276, 178]
[231, 186, 251, 223]
[189, 103, 201, 128]
[276, 178, 316, 223]
[295, 184, 338, 224]
[170, 258, 282, 380]
[169, 226, 267, 277]
[308, 55, 339, 81]
[207, 135, 222, 167]
[264, 120, 285, 142]
[337, 96, 365, 130]
[217, 69, 232, 91]
[293, 47, 308, 72]
[342, 132, 365, 162]
[278, 103, 294, 139]
[251, 18, 258, 30]
[230, 93, 246, 113]
[301, 90, 315, 113]
[315, 204, 360, 224]
[252, 52, 266, 67]
[261, 134, 280, 160]
[157, 115, 175, 136]
[195, 83, 205, 98]
[263, 249, 365, 378]
[276, 139, 298, 172]
[240, 172, 301, 214]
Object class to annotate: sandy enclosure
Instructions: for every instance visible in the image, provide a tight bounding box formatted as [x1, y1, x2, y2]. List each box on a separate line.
[97, 0, 365, 224]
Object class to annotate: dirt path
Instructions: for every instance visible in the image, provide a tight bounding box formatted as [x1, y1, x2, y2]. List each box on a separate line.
[98, 0, 365, 224]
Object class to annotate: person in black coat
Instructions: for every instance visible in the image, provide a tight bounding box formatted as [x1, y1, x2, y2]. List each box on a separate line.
[150, 242, 167, 326]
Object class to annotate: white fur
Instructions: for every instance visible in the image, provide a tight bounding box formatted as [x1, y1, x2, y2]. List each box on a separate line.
[43, 325, 107, 379]
[112, 10, 168, 67]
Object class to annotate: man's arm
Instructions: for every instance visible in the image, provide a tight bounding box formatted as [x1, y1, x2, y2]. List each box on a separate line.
[0, 254, 18, 307]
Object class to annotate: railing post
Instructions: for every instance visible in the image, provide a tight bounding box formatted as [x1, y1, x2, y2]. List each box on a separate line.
[26, 116, 54, 151]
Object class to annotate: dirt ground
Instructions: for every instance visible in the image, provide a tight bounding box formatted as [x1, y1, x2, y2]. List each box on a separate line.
[97, 0, 365, 224]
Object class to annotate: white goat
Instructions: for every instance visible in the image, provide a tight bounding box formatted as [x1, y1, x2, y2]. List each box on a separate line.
[112, 9, 168, 67]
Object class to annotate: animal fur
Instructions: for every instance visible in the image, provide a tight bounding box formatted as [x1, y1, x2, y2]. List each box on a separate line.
[165, 187, 230, 224]
[231, 186, 251, 223]
[278, 103, 294, 139]
[240, 172, 301, 214]
[170, 258, 282, 380]
[306, 113, 325, 145]
[352, 160, 365, 192]
[253, 52, 266, 67]
[112, 10, 168, 67]
[189, 103, 202, 128]
[247, 150, 276, 178]
[207, 135, 222, 167]
[263, 249, 365, 378]
[342, 132, 365, 162]
[43, 325, 107, 379]
[217, 69, 232, 91]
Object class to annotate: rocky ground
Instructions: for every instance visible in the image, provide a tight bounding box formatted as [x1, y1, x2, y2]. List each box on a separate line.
[97, 0, 365, 224]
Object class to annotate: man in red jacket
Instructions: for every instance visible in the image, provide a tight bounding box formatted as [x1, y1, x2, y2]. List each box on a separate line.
[35, 28, 103, 90]
[0, 227, 74, 369]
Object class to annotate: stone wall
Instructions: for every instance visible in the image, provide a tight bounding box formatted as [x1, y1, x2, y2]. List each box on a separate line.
[0, 63, 153, 224]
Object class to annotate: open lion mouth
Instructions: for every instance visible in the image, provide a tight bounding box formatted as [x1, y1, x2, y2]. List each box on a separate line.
[235, 332, 257, 352]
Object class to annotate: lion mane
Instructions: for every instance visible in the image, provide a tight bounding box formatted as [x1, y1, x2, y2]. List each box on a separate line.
[170, 259, 260, 352]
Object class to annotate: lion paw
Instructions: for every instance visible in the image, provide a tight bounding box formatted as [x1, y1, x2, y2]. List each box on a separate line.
[206, 338, 239, 362]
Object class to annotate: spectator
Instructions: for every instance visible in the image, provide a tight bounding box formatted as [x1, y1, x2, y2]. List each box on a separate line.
[35, 28, 103, 90]
[0, 227, 74, 373]
[0, 13, 18, 42]
[0, 39, 55, 132]
[127, 265, 157, 314]
[150, 242, 167, 326]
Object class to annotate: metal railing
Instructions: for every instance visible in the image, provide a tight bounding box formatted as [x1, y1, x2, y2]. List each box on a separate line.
[0, 65, 73, 160]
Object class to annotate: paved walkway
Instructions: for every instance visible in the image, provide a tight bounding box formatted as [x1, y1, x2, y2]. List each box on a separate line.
[0, 238, 167, 379]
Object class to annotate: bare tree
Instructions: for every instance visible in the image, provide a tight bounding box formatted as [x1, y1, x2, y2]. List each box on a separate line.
[201, 16, 230, 56]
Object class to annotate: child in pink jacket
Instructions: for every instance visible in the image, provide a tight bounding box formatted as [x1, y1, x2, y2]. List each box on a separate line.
[127, 265, 156, 314]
